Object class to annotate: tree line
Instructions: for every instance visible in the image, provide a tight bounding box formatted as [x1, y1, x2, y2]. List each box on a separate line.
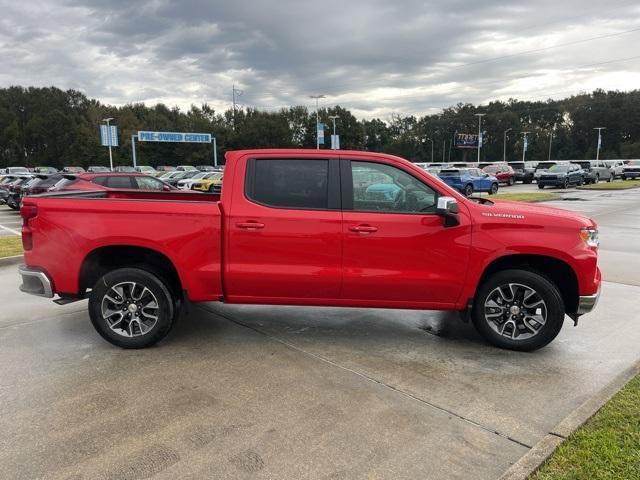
[1, 86, 639, 169]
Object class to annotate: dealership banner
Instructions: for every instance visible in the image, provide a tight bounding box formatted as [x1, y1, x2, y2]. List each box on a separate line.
[454, 133, 480, 149]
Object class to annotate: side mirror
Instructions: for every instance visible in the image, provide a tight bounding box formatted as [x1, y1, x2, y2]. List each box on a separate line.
[436, 196, 460, 227]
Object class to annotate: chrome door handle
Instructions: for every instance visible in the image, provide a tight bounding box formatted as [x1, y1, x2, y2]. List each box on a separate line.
[349, 225, 378, 233]
[236, 222, 265, 230]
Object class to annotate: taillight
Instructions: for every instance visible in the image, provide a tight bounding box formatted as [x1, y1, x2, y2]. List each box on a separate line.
[20, 204, 38, 251]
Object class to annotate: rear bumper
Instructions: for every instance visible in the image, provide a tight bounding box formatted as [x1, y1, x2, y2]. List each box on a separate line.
[18, 264, 54, 298]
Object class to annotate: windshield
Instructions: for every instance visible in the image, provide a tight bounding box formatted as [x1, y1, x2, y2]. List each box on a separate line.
[483, 166, 499, 173]
[548, 165, 569, 172]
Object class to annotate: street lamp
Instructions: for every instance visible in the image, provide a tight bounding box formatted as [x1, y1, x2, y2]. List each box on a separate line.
[521, 131, 530, 162]
[309, 95, 326, 149]
[593, 127, 606, 161]
[475, 113, 486, 163]
[102, 117, 114, 171]
[328, 115, 339, 150]
[548, 122, 557, 160]
[503, 128, 512, 163]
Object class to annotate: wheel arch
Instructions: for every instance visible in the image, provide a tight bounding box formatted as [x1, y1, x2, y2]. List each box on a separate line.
[79, 245, 183, 301]
[475, 254, 579, 314]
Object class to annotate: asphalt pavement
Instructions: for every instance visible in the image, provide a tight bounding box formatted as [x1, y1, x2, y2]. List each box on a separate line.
[1, 184, 639, 479]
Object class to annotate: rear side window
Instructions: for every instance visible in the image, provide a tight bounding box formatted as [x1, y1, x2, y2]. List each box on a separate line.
[95, 176, 134, 188]
[247, 159, 329, 209]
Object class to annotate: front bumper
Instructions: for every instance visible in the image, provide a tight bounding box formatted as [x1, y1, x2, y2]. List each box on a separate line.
[18, 264, 54, 298]
[577, 285, 600, 315]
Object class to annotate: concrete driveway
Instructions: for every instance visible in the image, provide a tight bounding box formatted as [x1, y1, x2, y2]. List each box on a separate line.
[1, 186, 639, 479]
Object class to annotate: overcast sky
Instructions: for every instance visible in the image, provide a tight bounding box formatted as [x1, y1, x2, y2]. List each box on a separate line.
[1, 0, 639, 118]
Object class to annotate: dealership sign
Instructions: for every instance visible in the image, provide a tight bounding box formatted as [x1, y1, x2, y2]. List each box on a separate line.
[137, 131, 212, 143]
[454, 133, 480, 149]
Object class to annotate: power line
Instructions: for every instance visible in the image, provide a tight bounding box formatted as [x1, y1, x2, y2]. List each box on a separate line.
[445, 26, 640, 69]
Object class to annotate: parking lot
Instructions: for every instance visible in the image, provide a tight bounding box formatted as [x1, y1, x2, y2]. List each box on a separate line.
[1, 184, 639, 479]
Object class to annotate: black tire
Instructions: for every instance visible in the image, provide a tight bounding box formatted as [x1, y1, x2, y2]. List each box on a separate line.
[472, 269, 565, 351]
[594, 174, 599, 184]
[489, 183, 499, 195]
[562, 178, 569, 189]
[622, 175, 627, 180]
[208, 184, 215, 193]
[538, 184, 544, 189]
[464, 184, 473, 197]
[508, 177, 515, 186]
[88, 268, 176, 348]
[577, 176, 584, 186]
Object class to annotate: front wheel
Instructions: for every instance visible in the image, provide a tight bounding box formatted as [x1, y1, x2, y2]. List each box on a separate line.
[562, 178, 569, 189]
[88, 268, 176, 348]
[472, 269, 565, 351]
[489, 183, 499, 195]
[538, 184, 544, 189]
[508, 177, 515, 186]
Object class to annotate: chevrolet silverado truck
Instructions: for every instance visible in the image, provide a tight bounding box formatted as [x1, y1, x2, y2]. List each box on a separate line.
[18, 149, 601, 351]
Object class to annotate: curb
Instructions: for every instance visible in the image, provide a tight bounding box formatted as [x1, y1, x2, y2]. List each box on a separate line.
[499, 359, 640, 480]
[0, 255, 23, 268]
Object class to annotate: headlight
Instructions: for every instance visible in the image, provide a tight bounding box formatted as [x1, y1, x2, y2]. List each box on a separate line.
[580, 228, 599, 248]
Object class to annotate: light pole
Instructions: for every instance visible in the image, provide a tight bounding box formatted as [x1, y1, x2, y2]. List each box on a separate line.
[328, 115, 339, 150]
[503, 128, 512, 163]
[309, 95, 325, 149]
[475, 113, 485, 163]
[522, 131, 530, 162]
[442, 140, 446, 162]
[102, 117, 114, 171]
[426, 138, 434, 163]
[548, 123, 556, 160]
[593, 127, 606, 160]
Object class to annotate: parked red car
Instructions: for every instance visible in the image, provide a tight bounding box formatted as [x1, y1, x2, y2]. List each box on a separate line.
[49, 172, 176, 192]
[483, 164, 516, 185]
[19, 149, 600, 352]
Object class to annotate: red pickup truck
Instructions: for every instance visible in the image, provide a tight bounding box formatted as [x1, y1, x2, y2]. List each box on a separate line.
[18, 149, 601, 351]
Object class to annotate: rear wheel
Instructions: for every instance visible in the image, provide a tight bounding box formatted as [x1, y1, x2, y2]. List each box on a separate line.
[489, 183, 499, 195]
[88, 268, 176, 348]
[538, 184, 544, 189]
[508, 177, 515, 186]
[562, 178, 569, 189]
[472, 269, 565, 351]
[464, 184, 474, 197]
[594, 174, 600, 183]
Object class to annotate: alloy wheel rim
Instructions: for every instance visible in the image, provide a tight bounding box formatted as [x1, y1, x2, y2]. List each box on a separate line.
[100, 281, 159, 337]
[483, 283, 547, 340]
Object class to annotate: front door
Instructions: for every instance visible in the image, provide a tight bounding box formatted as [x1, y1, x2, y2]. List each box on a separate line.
[341, 159, 471, 307]
[225, 156, 343, 301]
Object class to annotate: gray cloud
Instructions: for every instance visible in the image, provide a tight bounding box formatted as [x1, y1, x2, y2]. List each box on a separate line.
[1, 0, 639, 118]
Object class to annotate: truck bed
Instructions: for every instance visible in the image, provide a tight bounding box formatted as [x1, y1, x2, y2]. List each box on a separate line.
[21, 189, 223, 302]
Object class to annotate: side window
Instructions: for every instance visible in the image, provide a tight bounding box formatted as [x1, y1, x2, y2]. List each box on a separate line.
[92, 176, 108, 186]
[351, 161, 438, 214]
[135, 176, 163, 190]
[248, 159, 329, 209]
[104, 176, 134, 189]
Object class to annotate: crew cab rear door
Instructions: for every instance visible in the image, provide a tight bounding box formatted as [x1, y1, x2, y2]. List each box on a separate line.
[340, 158, 471, 307]
[225, 155, 343, 301]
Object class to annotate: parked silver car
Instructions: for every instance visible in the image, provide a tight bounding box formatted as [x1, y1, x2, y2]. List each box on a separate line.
[603, 160, 625, 178]
[574, 160, 612, 184]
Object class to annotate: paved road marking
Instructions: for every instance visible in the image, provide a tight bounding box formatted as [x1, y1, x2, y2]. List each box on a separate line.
[0, 223, 20, 235]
